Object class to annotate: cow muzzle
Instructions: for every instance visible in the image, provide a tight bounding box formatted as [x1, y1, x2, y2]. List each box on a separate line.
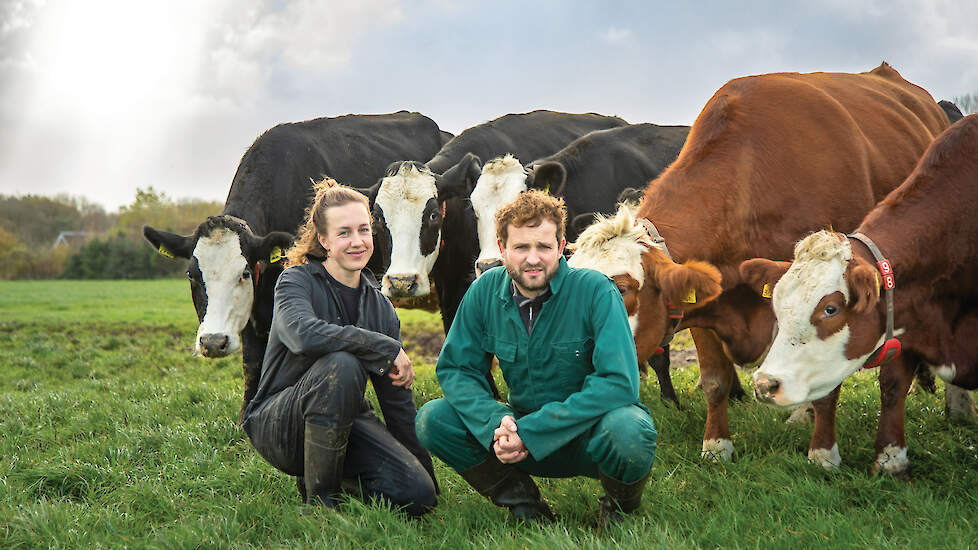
[753, 373, 781, 403]
[198, 333, 231, 358]
[475, 258, 502, 277]
[385, 274, 420, 298]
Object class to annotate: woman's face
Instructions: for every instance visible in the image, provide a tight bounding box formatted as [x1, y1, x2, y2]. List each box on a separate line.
[318, 202, 374, 274]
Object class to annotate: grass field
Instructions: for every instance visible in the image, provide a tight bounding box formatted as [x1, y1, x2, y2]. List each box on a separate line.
[1, 280, 977, 549]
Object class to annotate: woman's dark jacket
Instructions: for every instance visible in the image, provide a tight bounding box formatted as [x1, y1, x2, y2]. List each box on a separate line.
[244, 260, 402, 418]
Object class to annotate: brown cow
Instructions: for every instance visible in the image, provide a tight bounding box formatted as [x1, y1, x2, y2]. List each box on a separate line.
[747, 114, 978, 475]
[568, 63, 948, 467]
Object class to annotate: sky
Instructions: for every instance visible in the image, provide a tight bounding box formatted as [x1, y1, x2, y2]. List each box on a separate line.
[1, 0, 977, 211]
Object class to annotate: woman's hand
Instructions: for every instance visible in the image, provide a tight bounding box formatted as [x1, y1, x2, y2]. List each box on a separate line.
[389, 348, 415, 388]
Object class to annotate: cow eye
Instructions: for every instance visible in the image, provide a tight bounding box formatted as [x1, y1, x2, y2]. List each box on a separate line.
[824, 304, 838, 316]
[240, 270, 251, 282]
[429, 211, 440, 222]
[186, 271, 193, 280]
[616, 284, 629, 296]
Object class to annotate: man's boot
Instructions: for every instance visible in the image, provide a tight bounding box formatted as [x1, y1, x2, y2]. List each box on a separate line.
[597, 469, 651, 530]
[458, 457, 554, 522]
[303, 423, 351, 508]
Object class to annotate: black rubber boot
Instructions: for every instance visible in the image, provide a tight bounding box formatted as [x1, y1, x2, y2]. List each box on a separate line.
[458, 457, 554, 522]
[597, 469, 651, 530]
[303, 423, 351, 508]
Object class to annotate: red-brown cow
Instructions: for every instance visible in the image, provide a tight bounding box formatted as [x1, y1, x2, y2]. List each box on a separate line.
[568, 63, 948, 467]
[747, 114, 978, 475]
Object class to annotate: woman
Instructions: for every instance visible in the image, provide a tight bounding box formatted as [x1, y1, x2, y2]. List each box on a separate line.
[243, 178, 437, 516]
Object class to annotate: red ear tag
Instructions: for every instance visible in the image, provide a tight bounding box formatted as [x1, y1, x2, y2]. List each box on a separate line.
[440, 201, 446, 218]
[254, 263, 260, 286]
[863, 338, 902, 369]
[654, 347, 666, 355]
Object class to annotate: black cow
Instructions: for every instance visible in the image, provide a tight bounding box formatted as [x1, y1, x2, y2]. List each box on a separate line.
[143, 111, 448, 418]
[939, 99, 964, 124]
[363, 110, 627, 333]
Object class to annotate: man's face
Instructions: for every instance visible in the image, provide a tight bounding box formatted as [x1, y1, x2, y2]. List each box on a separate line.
[498, 219, 565, 297]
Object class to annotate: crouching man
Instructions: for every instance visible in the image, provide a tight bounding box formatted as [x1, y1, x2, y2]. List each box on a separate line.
[416, 191, 656, 527]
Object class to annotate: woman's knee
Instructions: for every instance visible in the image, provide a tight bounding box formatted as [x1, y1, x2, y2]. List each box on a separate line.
[390, 475, 438, 517]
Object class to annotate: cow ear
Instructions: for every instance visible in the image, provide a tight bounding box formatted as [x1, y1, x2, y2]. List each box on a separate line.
[253, 231, 295, 265]
[847, 258, 881, 314]
[616, 186, 645, 206]
[436, 153, 482, 201]
[528, 161, 567, 195]
[739, 258, 792, 300]
[143, 225, 194, 259]
[654, 257, 723, 312]
[571, 212, 598, 236]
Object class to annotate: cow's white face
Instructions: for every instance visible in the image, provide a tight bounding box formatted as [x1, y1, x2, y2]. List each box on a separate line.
[470, 155, 528, 277]
[754, 232, 880, 405]
[569, 206, 652, 340]
[192, 228, 253, 357]
[375, 163, 441, 297]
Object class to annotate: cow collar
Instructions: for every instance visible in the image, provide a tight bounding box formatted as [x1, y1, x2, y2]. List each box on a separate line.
[848, 232, 901, 369]
[636, 217, 683, 355]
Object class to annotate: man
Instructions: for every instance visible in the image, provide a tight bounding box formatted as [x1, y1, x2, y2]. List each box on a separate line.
[416, 190, 656, 527]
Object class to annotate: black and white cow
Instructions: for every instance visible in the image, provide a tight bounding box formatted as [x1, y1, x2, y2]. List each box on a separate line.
[470, 123, 690, 275]
[143, 111, 448, 417]
[365, 110, 627, 333]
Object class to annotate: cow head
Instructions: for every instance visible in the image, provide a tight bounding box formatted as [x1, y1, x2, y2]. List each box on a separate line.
[469, 154, 529, 277]
[745, 230, 884, 406]
[143, 216, 294, 357]
[369, 155, 480, 298]
[568, 205, 722, 364]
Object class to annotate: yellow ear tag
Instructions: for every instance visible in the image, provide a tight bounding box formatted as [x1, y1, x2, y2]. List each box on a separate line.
[762, 283, 773, 299]
[158, 245, 173, 258]
[269, 246, 283, 263]
[682, 289, 697, 304]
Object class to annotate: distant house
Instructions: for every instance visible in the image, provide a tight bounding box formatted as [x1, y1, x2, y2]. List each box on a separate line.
[53, 231, 92, 248]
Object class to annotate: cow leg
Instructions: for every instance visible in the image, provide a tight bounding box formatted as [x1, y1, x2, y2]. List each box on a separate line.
[691, 328, 736, 461]
[874, 356, 916, 477]
[239, 325, 266, 424]
[647, 348, 681, 409]
[807, 386, 841, 469]
[945, 383, 978, 424]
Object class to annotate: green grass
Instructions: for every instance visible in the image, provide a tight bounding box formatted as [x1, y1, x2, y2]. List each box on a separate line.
[1, 280, 977, 549]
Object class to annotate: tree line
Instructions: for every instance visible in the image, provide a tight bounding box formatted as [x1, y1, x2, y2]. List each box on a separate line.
[0, 189, 222, 279]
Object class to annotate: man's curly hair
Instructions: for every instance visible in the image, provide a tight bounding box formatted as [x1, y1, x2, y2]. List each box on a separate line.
[494, 190, 567, 245]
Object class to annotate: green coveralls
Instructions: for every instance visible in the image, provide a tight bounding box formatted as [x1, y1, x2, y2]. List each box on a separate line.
[416, 258, 656, 483]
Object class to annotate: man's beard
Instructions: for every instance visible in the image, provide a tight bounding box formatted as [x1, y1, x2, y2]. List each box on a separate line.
[505, 260, 558, 292]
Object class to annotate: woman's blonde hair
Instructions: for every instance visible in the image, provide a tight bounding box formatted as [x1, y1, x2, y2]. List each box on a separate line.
[285, 177, 372, 266]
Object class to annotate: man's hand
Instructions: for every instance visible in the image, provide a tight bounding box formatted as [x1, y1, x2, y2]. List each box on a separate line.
[389, 348, 415, 388]
[493, 415, 528, 464]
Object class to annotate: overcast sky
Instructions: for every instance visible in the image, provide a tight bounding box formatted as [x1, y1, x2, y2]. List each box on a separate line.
[1, 0, 976, 211]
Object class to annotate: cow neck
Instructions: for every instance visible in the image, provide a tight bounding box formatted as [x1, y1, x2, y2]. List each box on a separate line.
[847, 232, 901, 369]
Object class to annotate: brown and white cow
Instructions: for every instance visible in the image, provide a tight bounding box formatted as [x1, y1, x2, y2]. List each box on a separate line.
[568, 63, 949, 467]
[747, 114, 978, 475]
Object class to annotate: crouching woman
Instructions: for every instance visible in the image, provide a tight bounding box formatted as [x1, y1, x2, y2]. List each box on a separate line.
[242, 178, 437, 516]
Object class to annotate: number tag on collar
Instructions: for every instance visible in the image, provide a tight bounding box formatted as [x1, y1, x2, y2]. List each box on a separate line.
[269, 246, 283, 263]
[762, 283, 773, 298]
[682, 289, 696, 304]
[158, 245, 174, 258]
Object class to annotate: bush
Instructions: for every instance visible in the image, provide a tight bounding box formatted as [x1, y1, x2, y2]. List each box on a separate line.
[61, 233, 185, 279]
[0, 227, 72, 280]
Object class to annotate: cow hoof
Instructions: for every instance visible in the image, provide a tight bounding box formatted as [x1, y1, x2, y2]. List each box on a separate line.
[807, 444, 841, 470]
[701, 439, 734, 462]
[945, 385, 978, 424]
[785, 403, 815, 425]
[872, 445, 910, 477]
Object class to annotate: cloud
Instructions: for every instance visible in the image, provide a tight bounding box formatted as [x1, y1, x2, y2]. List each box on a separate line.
[599, 26, 632, 44]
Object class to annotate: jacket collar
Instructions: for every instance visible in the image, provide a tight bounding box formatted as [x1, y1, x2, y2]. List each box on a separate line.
[496, 256, 569, 302]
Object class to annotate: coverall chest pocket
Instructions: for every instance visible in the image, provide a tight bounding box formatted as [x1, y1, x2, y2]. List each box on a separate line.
[550, 338, 594, 389]
[490, 339, 522, 387]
